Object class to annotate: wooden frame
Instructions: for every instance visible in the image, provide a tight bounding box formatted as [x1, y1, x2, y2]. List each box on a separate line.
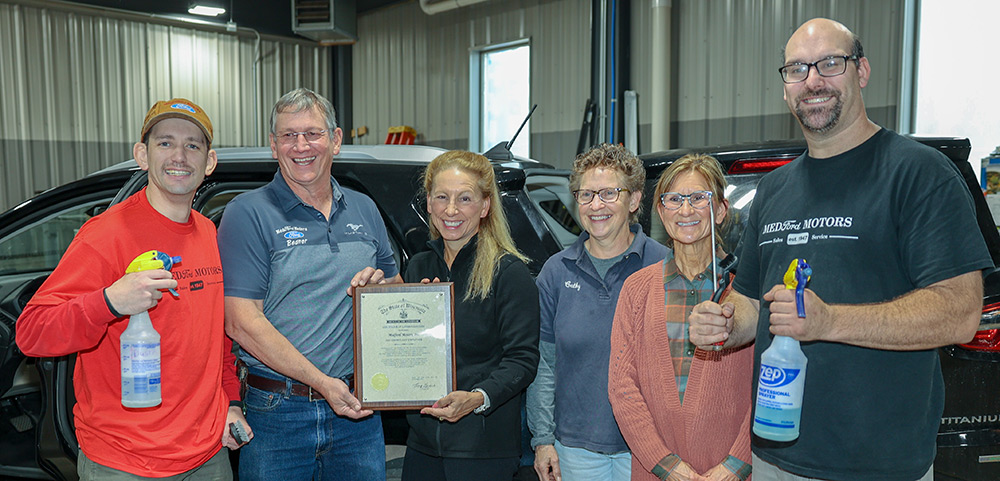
[353, 282, 456, 410]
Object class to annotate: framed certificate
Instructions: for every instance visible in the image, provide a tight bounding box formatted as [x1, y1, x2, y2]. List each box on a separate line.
[353, 283, 456, 410]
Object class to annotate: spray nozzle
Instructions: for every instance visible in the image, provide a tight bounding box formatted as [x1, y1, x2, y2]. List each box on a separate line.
[782, 259, 812, 318]
[125, 250, 182, 297]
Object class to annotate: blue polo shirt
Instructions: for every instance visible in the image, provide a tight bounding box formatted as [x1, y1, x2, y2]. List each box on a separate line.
[217, 170, 398, 379]
[527, 225, 667, 453]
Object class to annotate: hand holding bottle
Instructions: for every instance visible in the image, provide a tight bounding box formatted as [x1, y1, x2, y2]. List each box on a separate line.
[120, 250, 180, 408]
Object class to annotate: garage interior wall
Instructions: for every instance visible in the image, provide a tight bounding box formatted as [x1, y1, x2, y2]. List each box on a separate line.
[352, 0, 590, 168]
[0, 1, 331, 212]
[629, 0, 904, 151]
[354, 0, 903, 168]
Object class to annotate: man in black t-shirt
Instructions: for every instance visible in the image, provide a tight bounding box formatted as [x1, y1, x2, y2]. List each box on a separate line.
[689, 18, 992, 481]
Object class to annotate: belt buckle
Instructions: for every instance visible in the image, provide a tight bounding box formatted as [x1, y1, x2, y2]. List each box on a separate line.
[308, 387, 321, 402]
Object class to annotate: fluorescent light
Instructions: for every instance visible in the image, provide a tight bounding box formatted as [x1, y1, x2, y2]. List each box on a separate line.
[188, 5, 226, 16]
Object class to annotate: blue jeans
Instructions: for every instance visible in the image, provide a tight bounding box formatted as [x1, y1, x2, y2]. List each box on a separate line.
[554, 439, 631, 481]
[239, 371, 385, 481]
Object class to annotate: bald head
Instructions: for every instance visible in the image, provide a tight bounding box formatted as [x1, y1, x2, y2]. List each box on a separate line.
[779, 17, 877, 153]
[784, 18, 863, 64]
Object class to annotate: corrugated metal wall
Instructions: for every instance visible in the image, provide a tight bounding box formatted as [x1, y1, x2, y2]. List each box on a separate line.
[354, 0, 904, 169]
[0, 1, 331, 212]
[352, 0, 591, 167]
[629, 0, 903, 149]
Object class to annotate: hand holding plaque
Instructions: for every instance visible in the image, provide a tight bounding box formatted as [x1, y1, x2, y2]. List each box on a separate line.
[352, 283, 457, 410]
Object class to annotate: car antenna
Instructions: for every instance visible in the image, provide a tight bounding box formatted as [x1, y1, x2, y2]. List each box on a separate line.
[484, 104, 537, 163]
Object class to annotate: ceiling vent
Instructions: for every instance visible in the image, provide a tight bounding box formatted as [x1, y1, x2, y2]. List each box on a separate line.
[292, 0, 358, 45]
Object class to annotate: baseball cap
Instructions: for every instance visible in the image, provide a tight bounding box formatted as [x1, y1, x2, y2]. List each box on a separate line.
[140, 98, 214, 145]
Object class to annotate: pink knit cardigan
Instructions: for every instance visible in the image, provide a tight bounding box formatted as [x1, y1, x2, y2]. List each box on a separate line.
[609, 261, 754, 480]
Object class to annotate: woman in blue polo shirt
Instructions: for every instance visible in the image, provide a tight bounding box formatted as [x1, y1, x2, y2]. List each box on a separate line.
[526, 143, 667, 481]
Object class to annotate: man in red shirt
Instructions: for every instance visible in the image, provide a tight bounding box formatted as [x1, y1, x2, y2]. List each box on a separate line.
[16, 98, 250, 479]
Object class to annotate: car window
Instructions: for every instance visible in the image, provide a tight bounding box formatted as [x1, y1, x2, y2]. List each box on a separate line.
[524, 172, 581, 249]
[195, 187, 257, 226]
[0, 199, 109, 275]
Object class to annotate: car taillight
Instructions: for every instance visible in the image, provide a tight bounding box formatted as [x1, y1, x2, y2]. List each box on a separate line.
[959, 302, 1000, 351]
[727, 157, 794, 174]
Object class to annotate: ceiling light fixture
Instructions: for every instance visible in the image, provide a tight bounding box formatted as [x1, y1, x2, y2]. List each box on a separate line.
[188, 5, 226, 16]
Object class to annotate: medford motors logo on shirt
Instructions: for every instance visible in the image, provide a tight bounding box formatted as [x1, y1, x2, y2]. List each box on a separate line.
[275, 225, 309, 246]
[170, 265, 223, 292]
[759, 215, 857, 247]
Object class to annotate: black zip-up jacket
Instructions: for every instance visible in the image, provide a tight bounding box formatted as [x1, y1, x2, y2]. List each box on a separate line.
[403, 235, 540, 458]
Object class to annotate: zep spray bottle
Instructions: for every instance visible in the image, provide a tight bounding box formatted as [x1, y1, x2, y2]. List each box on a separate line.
[753, 259, 810, 441]
[120, 250, 180, 408]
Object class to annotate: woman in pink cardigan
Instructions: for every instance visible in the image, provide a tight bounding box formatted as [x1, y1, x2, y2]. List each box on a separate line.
[609, 154, 753, 481]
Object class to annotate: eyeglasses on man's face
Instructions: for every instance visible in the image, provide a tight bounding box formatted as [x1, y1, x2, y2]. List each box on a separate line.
[659, 191, 712, 210]
[573, 187, 629, 205]
[277, 129, 329, 145]
[778, 55, 859, 84]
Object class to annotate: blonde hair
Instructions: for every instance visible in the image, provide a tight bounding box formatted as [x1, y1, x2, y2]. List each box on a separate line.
[423, 150, 528, 300]
[653, 153, 730, 248]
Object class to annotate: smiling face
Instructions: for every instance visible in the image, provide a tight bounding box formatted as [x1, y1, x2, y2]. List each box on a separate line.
[135, 117, 217, 211]
[782, 19, 870, 136]
[657, 170, 727, 248]
[270, 106, 343, 194]
[427, 167, 490, 254]
[577, 166, 640, 245]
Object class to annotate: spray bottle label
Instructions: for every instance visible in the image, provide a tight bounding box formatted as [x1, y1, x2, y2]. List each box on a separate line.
[754, 363, 805, 429]
[122, 342, 161, 396]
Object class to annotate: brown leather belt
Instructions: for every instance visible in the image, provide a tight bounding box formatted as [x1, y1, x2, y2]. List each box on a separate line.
[243, 372, 354, 402]
[244, 372, 326, 401]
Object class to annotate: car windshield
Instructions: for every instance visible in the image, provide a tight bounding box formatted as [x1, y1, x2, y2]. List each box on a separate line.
[0, 199, 108, 275]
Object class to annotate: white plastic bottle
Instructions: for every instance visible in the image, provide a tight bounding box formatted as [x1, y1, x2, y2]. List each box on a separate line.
[753, 335, 807, 441]
[121, 310, 161, 408]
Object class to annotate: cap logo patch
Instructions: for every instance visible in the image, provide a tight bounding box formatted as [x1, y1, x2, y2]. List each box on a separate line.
[171, 103, 197, 114]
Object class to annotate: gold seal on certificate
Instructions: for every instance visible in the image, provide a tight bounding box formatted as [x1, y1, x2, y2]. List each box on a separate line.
[353, 283, 456, 410]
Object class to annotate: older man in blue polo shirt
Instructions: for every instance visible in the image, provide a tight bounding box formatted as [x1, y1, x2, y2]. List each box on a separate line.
[218, 88, 401, 481]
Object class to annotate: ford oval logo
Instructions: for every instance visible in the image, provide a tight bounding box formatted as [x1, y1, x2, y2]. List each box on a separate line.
[284, 231, 304, 239]
[171, 102, 197, 114]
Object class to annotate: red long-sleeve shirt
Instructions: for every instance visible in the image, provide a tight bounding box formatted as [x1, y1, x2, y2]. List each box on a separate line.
[17, 190, 239, 477]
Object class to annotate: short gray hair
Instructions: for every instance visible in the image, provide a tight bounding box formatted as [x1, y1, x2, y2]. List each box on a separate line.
[269, 88, 338, 136]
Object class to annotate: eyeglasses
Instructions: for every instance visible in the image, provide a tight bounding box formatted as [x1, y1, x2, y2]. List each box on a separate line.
[778, 55, 859, 84]
[573, 187, 629, 205]
[659, 191, 712, 210]
[277, 129, 329, 145]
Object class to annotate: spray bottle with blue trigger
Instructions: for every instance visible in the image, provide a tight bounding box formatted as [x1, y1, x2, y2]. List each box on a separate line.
[120, 250, 180, 408]
[753, 259, 811, 441]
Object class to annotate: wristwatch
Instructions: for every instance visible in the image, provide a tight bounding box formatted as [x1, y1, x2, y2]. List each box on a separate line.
[471, 388, 490, 414]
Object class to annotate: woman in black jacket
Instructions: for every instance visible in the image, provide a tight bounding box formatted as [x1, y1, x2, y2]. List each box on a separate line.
[401, 150, 540, 481]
